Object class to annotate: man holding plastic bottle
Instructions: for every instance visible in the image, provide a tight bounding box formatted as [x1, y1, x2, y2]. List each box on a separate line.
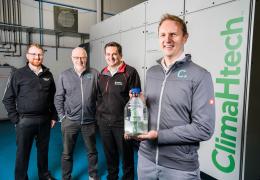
[137, 14, 216, 180]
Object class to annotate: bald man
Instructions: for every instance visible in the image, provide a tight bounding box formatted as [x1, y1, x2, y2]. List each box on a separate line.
[55, 47, 99, 180]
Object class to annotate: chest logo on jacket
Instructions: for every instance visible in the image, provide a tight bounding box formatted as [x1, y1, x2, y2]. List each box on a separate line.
[115, 81, 123, 86]
[86, 74, 93, 79]
[177, 69, 187, 78]
[42, 78, 50, 81]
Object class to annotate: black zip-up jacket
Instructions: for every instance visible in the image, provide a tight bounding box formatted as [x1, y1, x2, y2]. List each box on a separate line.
[96, 62, 141, 127]
[2, 64, 58, 123]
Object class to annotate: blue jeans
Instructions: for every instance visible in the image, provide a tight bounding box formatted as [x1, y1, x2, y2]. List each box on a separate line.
[138, 152, 200, 180]
[61, 118, 98, 180]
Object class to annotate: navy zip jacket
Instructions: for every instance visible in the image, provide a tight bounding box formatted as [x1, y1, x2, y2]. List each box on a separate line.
[96, 62, 141, 127]
[2, 64, 57, 123]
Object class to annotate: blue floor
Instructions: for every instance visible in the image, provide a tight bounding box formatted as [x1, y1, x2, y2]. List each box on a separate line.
[0, 121, 138, 180]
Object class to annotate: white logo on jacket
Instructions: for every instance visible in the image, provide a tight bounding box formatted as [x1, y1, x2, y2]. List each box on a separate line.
[177, 69, 187, 78]
[115, 81, 123, 85]
[43, 78, 50, 81]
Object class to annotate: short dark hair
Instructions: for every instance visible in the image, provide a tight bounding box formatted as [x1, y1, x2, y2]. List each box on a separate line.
[158, 14, 188, 36]
[26, 43, 44, 53]
[104, 41, 122, 56]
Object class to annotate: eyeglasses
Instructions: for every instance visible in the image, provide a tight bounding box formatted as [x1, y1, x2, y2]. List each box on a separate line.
[72, 56, 87, 60]
[27, 53, 44, 57]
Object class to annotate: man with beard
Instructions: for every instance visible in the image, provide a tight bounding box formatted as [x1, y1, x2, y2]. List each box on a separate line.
[2, 43, 57, 180]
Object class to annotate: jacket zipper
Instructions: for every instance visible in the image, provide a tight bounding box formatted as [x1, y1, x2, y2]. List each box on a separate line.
[155, 73, 168, 164]
[80, 76, 84, 124]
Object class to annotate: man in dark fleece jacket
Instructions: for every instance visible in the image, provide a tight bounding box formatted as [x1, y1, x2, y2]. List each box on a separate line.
[96, 42, 141, 180]
[2, 43, 57, 180]
[137, 14, 215, 180]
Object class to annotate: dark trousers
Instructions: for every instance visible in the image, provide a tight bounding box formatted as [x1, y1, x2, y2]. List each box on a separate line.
[15, 117, 51, 180]
[61, 118, 98, 180]
[99, 125, 134, 180]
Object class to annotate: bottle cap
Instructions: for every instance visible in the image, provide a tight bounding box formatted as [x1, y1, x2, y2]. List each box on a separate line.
[131, 88, 141, 94]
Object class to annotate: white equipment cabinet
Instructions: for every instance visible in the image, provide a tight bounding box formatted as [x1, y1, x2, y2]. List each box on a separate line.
[0, 67, 12, 120]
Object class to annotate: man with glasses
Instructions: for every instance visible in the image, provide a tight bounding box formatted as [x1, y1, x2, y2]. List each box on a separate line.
[55, 47, 99, 180]
[2, 43, 57, 180]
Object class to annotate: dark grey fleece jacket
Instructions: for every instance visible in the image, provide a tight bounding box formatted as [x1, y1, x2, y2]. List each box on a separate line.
[139, 54, 215, 171]
[54, 67, 98, 124]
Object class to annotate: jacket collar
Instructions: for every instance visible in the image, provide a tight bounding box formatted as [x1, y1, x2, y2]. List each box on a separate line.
[25, 63, 49, 74]
[157, 54, 191, 71]
[72, 66, 90, 76]
[102, 62, 126, 76]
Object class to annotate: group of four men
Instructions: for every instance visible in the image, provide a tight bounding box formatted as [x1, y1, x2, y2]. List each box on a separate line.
[2, 14, 215, 180]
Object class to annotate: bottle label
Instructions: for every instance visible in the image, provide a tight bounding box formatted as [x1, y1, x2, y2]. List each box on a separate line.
[124, 99, 148, 136]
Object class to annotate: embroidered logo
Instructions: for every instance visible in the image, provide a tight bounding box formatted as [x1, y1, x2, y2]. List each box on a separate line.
[177, 69, 187, 78]
[115, 81, 123, 86]
[42, 78, 50, 81]
[86, 74, 93, 79]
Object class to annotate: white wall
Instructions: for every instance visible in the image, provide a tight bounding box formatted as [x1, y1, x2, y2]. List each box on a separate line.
[104, 0, 147, 15]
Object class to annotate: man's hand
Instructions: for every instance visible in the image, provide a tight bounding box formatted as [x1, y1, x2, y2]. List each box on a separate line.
[124, 133, 132, 140]
[51, 120, 56, 128]
[124, 133, 142, 141]
[137, 130, 158, 140]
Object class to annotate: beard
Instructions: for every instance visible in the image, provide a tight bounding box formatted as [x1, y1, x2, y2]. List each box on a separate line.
[30, 60, 42, 67]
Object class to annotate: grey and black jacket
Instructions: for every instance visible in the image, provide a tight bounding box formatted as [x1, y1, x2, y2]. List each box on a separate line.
[54, 67, 98, 124]
[139, 54, 215, 171]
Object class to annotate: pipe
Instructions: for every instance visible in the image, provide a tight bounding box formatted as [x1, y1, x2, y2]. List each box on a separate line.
[55, 33, 59, 60]
[0, 0, 3, 22]
[2, 0, 7, 45]
[13, 0, 21, 56]
[2, 0, 21, 56]
[0, 29, 2, 44]
[3, 42, 76, 49]
[0, 0, 15, 54]
[97, 0, 101, 23]
[0, 0, 3, 47]
[39, 0, 43, 45]
[0, 0, 12, 50]
[101, 0, 104, 21]
[3, 0, 6, 23]
[12, 0, 21, 56]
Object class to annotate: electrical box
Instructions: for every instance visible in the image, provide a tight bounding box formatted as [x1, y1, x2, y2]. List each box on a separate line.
[54, 6, 78, 33]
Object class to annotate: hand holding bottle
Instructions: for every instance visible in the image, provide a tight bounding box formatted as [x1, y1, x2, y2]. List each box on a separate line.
[129, 89, 145, 103]
[137, 130, 158, 140]
[124, 88, 148, 137]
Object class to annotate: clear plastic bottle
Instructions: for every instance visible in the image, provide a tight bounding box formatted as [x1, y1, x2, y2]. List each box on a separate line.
[124, 88, 148, 136]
